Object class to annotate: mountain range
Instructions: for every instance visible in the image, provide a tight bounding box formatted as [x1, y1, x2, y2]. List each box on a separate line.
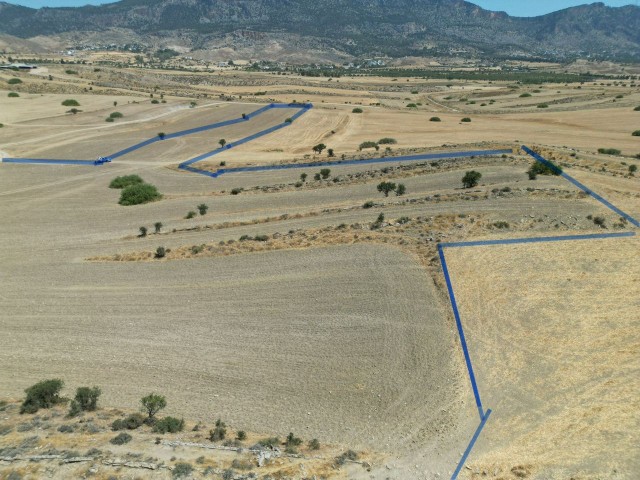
[0, 0, 639, 61]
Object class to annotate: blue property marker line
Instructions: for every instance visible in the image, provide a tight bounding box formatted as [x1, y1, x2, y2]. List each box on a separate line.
[440, 231, 636, 249]
[1, 158, 97, 165]
[451, 410, 492, 480]
[522, 145, 640, 228]
[182, 148, 513, 178]
[438, 244, 485, 420]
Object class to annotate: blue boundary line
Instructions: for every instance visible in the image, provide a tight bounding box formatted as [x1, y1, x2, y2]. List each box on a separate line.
[522, 145, 639, 228]
[0, 103, 312, 166]
[180, 148, 512, 178]
[451, 410, 492, 480]
[438, 244, 485, 420]
[440, 230, 635, 479]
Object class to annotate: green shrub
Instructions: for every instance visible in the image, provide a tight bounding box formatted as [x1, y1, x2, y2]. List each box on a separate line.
[492, 221, 510, 229]
[519, 93, 532, 97]
[154, 222, 163, 233]
[537, 103, 549, 108]
[308, 438, 320, 450]
[335, 449, 359, 466]
[172, 463, 194, 478]
[352, 107, 363, 113]
[110, 432, 132, 445]
[109, 112, 123, 119]
[528, 161, 562, 179]
[320, 168, 331, 179]
[378, 138, 397, 144]
[231, 188, 243, 195]
[154, 247, 166, 259]
[8, 78, 22, 84]
[461, 117, 472, 122]
[634, 106, 640, 111]
[406, 103, 417, 108]
[284, 117, 293, 123]
[362, 201, 375, 209]
[253, 235, 269, 242]
[429, 117, 441, 122]
[20, 379, 64, 414]
[65, 70, 78, 75]
[8, 92, 19, 97]
[105, 117, 114, 122]
[598, 148, 621, 155]
[109, 175, 143, 189]
[151, 99, 159, 104]
[185, 211, 196, 219]
[74, 387, 101, 412]
[111, 413, 145, 431]
[377, 181, 396, 197]
[616, 94, 624, 98]
[153, 417, 184, 434]
[462, 170, 482, 188]
[231, 458, 253, 470]
[61, 99, 80, 106]
[257, 437, 279, 447]
[67, 400, 82, 418]
[236, 430, 247, 441]
[629, 165, 638, 173]
[593, 216, 606, 227]
[197, 203, 208, 215]
[632, 130, 640, 136]
[359, 141, 378, 150]
[286, 432, 303, 447]
[119, 183, 161, 205]
[0, 123, 4, 128]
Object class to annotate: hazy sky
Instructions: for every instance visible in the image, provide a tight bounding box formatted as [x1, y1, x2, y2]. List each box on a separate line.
[5, 0, 636, 16]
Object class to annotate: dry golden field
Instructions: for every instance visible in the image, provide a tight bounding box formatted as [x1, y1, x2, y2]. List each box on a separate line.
[0, 64, 638, 479]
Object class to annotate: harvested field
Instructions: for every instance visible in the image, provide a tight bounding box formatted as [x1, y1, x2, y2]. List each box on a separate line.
[0, 244, 475, 466]
[444, 236, 640, 479]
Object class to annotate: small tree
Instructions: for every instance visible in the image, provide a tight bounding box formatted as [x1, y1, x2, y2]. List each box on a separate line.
[300, 173, 308, 182]
[629, 165, 637, 173]
[154, 222, 163, 233]
[236, 430, 247, 441]
[155, 247, 166, 259]
[219, 139, 227, 148]
[158, 132, 166, 139]
[140, 393, 166, 420]
[359, 141, 378, 151]
[74, 386, 101, 412]
[327, 148, 335, 157]
[113, 101, 117, 107]
[312, 143, 326, 155]
[320, 168, 331, 179]
[377, 181, 397, 197]
[139, 226, 147, 237]
[462, 171, 482, 188]
[396, 183, 406, 196]
[209, 419, 227, 441]
[197, 204, 209, 215]
[242, 113, 247, 119]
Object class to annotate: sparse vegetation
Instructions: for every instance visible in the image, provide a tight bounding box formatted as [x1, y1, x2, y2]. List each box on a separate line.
[110, 432, 132, 445]
[172, 463, 194, 479]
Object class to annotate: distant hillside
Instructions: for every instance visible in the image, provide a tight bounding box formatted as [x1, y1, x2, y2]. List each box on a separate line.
[0, 0, 639, 61]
